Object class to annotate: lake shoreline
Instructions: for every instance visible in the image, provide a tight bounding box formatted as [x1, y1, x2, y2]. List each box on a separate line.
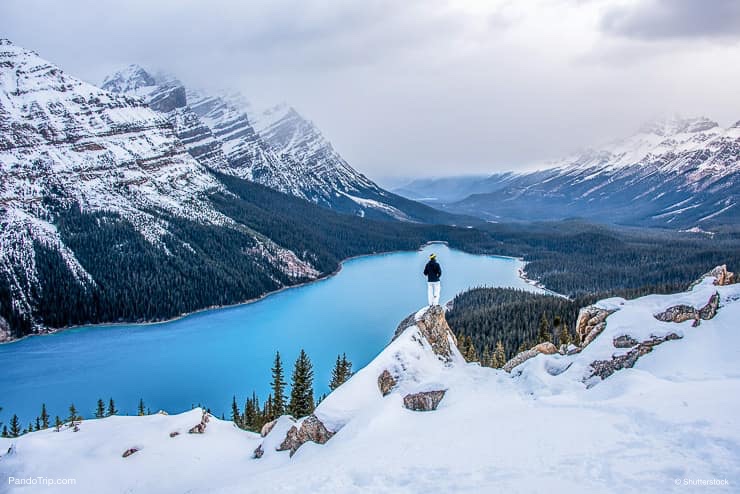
[1, 241, 459, 345]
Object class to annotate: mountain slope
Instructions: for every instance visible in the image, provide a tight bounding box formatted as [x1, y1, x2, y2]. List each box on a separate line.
[2, 272, 738, 492]
[0, 40, 486, 341]
[102, 66, 464, 224]
[0, 39, 328, 339]
[404, 117, 740, 228]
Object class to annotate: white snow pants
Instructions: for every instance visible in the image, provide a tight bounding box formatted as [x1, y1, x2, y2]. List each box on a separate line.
[427, 281, 441, 306]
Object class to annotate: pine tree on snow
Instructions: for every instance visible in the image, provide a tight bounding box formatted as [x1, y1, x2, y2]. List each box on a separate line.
[288, 349, 315, 418]
[271, 351, 287, 417]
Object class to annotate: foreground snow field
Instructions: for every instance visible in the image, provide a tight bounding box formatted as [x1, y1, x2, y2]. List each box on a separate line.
[2, 276, 739, 493]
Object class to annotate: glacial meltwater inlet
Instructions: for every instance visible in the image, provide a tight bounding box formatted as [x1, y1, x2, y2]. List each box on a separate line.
[0, 244, 548, 424]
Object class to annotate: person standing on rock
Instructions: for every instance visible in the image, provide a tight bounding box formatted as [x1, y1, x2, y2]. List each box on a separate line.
[424, 253, 442, 306]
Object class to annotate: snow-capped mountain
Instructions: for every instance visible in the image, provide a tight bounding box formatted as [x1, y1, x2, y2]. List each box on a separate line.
[103, 66, 459, 223]
[2, 269, 738, 492]
[408, 117, 740, 228]
[0, 40, 319, 339]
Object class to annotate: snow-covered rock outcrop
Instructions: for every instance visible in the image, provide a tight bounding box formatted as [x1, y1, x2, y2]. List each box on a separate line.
[255, 305, 464, 457]
[2, 272, 739, 492]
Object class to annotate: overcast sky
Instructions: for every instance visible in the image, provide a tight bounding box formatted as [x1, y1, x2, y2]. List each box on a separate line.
[2, 0, 740, 179]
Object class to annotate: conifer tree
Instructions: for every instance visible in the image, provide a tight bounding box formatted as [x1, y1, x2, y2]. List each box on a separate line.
[558, 323, 572, 347]
[231, 396, 241, 426]
[40, 403, 49, 429]
[481, 345, 492, 367]
[35, 417, 41, 431]
[54, 416, 62, 432]
[463, 335, 479, 362]
[263, 394, 273, 423]
[68, 404, 80, 424]
[9, 414, 20, 437]
[95, 399, 106, 419]
[537, 313, 552, 343]
[243, 392, 261, 431]
[493, 340, 507, 368]
[137, 399, 146, 416]
[107, 398, 118, 417]
[288, 349, 315, 418]
[1, 426, 7, 438]
[271, 352, 287, 417]
[517, 341, 528, 354]
[329, 353, 353, 390]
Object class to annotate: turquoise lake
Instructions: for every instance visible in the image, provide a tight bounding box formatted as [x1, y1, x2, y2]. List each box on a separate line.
[0, 243, 547, 425]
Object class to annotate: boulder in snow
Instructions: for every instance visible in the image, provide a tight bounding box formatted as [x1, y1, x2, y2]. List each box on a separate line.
[588, 332, 682, 382]
[403, 390, 446, 411]
[503, 342, 558, 373]
[122, 448, 139, 458]
[653, 291, 720, 326]
[613, 335, 639, 348]
[188, 410, 210, 434]
[377, 369, 397, 396]
[277, 414, 335, 457]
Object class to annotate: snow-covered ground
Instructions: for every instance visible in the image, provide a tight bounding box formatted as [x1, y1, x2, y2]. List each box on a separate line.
[2, 277, 739, 493]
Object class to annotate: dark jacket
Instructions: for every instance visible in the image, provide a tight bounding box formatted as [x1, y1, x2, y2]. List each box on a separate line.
[424, 259, 442, 282]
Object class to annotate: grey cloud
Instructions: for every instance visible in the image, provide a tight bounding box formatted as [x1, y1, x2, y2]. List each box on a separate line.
[1, 0, 739, 178]
[601, 0, 740, 41]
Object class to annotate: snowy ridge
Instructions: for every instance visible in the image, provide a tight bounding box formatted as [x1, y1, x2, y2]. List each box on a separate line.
[3, 274, 738, 492]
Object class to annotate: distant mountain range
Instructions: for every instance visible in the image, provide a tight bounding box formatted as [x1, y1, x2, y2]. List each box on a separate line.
[396, 117, 740, 229]
[0, 39, 471, 340]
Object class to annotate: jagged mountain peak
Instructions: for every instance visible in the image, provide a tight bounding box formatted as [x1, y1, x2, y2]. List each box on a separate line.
[637, 115, 720, 137]
[101, 64, 157, 93]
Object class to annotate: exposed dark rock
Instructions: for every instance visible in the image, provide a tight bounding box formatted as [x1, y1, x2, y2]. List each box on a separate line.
[277, 414, 335, 457]
[613, 335, 639, 348]
[403, 390, 447, 411]
[188, 410, 210, 434]
[169, 431, 179, 438]
[654, 291, 720, 326]
[392, 305, 458, 362]
[378, 369, 397, 396]
[253, 444, 264, 459]
[503, 342, 558, 373]
[588, 333, 682, 382]
[122, 448, 139, 458]
[699, 292, 720, 320]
